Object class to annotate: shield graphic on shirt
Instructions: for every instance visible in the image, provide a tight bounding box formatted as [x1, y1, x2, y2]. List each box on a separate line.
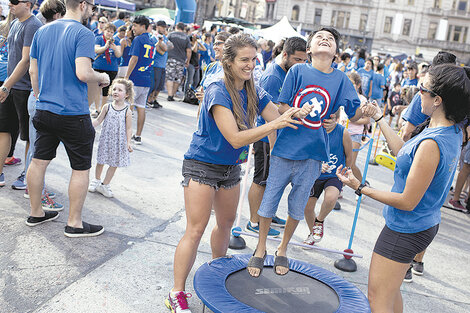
[293, 85, 331, 129]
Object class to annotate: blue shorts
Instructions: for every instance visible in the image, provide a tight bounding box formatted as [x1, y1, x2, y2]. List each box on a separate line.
[258, 155, 321, 221]
[350, 134, 363, 144]
[310, 177, 343, 198]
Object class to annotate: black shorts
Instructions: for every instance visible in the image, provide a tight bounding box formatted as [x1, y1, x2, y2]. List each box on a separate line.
[373, 224, 439, 264]
[181, 158, 241, 190]
[32, 110, 95, 170]
[309, 176, 343, 198]
[0, 88, 31, 141]
[95, 69, 117, 96]
[154, 67, 166, 92]
[253, 140, 270, 186]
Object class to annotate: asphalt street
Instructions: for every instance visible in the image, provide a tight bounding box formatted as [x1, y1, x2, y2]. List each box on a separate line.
[1, 96, 469, 313]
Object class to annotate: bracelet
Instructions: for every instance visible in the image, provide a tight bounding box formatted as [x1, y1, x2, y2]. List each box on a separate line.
[375, 115, 383, 123]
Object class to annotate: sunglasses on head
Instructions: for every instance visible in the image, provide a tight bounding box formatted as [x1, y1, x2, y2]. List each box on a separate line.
[419, 83, 438, 97]
[9, 0, 29, 5]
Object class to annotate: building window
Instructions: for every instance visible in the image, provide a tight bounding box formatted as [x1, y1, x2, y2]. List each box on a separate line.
[331, 10, 337, 26]
[390, 0, 395, 2]
[453, 26, 463, 41]
[314, 9, 322, 26]
[331, 10, 350, 28]
[428, 22, 438, 39]
[359, 14, 368, 32]
[458, 1, 467, 10]
[384, 16, 393, 33]
[434, 0, 441, 7]
[291, 5, 300, 21]
[464, 26, 468, 42]
[402, 19, 412, 36]
[266, 2, 275, 20]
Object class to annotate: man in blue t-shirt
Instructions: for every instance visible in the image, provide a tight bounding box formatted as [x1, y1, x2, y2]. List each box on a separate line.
[148, 20, 171, 109]
[357, 58, 374, 98]
[247, 36, 308, 238]
[248, 27, 363, 278]
[370, 63, 386, 107]
[125, 15, 154, 145]
[27, 0, 109, 237]
[112, 11, 126, 29]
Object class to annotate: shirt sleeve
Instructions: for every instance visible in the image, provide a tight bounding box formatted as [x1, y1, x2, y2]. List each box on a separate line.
[206, 82, 233, 113]
[23, 19, 42, 47]
[339, 76, 361, 118]
[277, 65, 297, 106]
[402, 93, 427, 126]
[260, 75, 282, 104]
[129, 36, 141, 57]
[76, 29, 95, 60]
[95, 36, 103, 45]
[30, 32, 38, 59]
[256, 86, 273, 113]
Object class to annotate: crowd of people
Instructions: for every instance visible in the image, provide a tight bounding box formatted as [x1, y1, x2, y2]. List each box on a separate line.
[0, 1, 470, 313]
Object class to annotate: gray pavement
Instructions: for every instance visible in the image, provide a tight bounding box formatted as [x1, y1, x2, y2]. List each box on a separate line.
[1, 96, 469, 313]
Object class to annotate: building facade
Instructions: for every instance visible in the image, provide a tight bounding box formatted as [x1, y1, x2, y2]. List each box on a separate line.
[259, 0, 470, 62]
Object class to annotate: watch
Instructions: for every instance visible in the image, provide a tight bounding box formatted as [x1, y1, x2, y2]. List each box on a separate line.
[355, 183, 366, 196]
[1, 86, 9, 94]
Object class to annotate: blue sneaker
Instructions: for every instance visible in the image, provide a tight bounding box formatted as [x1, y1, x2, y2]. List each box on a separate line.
[271, 215, 286, 227]
[0, 172, 5, 187]
[246, 221, 280, 238]
[12, 171, 27, 190]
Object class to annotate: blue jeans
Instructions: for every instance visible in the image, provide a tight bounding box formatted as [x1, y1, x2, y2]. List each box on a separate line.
[258, 155, 321, 220]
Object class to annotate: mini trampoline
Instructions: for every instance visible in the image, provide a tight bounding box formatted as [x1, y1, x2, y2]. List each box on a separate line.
[194, 254, 370, 313]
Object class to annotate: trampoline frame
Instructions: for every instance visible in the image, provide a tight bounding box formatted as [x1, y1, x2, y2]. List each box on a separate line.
[194, 254, 371, 313]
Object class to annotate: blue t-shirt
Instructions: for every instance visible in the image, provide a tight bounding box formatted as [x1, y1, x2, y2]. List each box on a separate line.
[113, 19, 125, 29]
[30, 19, 95, 116]
[0, 40, 8, 82]
[120, 43, 131, 67]
[401, 78, 418, 87]
[128, 33, 154, 87]
[357, 68, 374, 96]
[153, 35, 168, 68]
[184, 80, 272, 165]
[384, 125, 462, 233]
[402, 93, 427, 127]
[371, 72, 386, 100]
[274, 64, 360, 162]
[200, 61, 224, 90]
[356, 58, 365, 69]
[319, 124, 346, 179]
[93, 35, 121, 71]
[258, 63, 286, 143]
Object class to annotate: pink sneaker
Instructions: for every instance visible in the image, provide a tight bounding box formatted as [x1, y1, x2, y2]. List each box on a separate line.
[448, 199, 468, 213]
[165, 290, 192, 313]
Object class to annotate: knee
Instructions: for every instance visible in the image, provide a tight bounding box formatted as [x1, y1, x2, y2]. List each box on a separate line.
[185, 225, 206, 242]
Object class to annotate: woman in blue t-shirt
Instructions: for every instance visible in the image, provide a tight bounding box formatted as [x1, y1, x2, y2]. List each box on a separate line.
[165, 33, 307, 312]
[337, 64, 470, 313]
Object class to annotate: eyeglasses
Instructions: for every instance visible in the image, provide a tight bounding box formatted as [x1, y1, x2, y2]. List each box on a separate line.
[214, 41, 224, 46]
[9, 0, 29, 5]
[81, 0, 97, 12]
[419, 83, 438, 97]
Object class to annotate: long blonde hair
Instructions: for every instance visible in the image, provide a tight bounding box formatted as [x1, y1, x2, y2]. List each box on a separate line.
[222, 33, 258, 130]
[110, 78, 135, 104]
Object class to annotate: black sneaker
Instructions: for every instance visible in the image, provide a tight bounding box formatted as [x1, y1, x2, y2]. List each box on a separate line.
[403, 264, 413, 283]
[167, 96, 174, 101]
[133, 136, 142, 145]
[25, 211, 59, 227]
[64, 221, 104, 238]
[412, 261, 424, 276]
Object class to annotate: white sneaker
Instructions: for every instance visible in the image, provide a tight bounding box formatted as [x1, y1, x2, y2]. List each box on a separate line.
[97, 183, 114, 198]
[88, 179, 101, 192]
[165, 290, 192, 313]
[302, 233, 315, 250]
[312, 221, 324, 243]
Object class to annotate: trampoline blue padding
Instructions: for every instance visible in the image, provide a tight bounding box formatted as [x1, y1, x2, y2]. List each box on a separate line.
[194, 254, 370, 313]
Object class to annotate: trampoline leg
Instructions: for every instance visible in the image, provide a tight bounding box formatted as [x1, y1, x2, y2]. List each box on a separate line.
[334, 257, 357, 272]
[229, 226, 246, 250]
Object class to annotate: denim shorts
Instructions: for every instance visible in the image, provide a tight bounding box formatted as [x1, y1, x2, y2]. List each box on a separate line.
[181, 158, 241, 190]
[350, 134, 363, 144]
[258, 155, 321, 221]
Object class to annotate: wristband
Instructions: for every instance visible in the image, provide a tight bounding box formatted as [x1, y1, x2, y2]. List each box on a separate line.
[375, 115, 383, 123]
[355, 183, 366, 196]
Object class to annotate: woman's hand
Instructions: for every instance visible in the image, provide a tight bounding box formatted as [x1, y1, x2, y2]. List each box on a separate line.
[336, 165, 361, 190]
[273, 107, 302, 130]
[361, 100, 383, 121]
[128, 143, 133, 152]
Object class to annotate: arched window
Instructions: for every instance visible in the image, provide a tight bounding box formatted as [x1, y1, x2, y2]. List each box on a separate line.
[292, 5, 300, 21]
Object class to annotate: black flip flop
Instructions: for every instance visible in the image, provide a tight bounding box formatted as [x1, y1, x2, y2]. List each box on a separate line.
[247, 250, 267, 278]
[274, 251, 289, 276]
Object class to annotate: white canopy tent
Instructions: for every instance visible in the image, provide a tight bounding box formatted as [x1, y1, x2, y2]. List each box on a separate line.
[254, 16, 304, 43]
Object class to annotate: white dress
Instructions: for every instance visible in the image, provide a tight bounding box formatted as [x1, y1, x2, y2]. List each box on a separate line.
[96, 103, 130, 167]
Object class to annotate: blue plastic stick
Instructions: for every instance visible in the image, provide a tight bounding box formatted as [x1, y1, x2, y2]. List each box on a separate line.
[347, 138, 374, 249]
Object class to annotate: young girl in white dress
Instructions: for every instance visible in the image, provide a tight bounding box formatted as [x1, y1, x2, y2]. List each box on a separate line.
[89, 78, 135, 197]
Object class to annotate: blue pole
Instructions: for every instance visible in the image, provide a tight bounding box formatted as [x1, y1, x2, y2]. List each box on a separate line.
[347, 137, 374, 249]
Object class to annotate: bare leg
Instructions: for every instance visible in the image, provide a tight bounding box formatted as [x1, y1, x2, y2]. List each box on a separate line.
[413, 250, 425, 263]
[67, 169, 90, 228]
[102, 166, 117, 185]
[452, 163, 470, 201]
[0, 132, 11, 175]
[173, 180, 214, 291]
[248, 182, 265, 224]
[166, 81, 174, 97]
[351, 144, 363, 182]
[211, 184, 240, 258]
[275, 216, 300, 275]
[317, 186, 340, 221]
[95, 163, 104, 180]
[136, 107, 146, 137]
[368, 252, 409, 313]
[27, 158, 50, 216]
[247, 215, 272, 277]
[303, 196, 318, 231]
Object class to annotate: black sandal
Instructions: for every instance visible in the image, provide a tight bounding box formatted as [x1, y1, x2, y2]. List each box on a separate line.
[247, 250, 267, 278]
[274, 251, 289, 276]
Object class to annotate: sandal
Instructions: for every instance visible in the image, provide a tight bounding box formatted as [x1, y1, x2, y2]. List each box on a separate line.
[247, 250, 267, 278]
[274, 251, 289, 276]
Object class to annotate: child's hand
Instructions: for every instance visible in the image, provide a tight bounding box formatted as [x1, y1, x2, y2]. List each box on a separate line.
[361, 100, 382, 121]
[321, 162, 329, 173]
[128, 144, 133, 152]
[336, 165, 361, 190]
[322, 114, 337, 132]
[297, 103, 313, 119]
